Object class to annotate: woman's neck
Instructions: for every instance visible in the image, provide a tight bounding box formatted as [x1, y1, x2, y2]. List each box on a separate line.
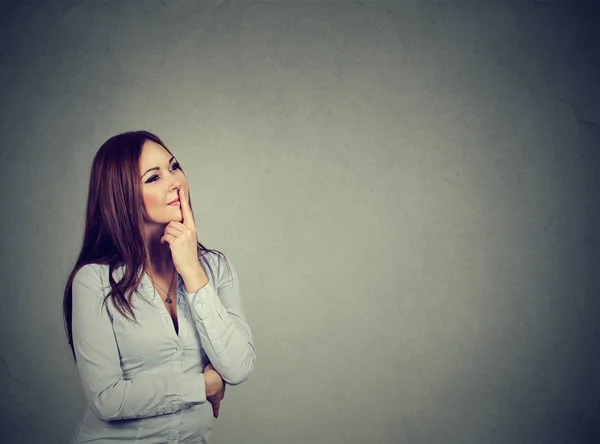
[144, 224, 174, 275]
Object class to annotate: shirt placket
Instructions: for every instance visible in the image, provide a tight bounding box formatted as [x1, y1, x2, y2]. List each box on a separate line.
[145, 273, 185, 443]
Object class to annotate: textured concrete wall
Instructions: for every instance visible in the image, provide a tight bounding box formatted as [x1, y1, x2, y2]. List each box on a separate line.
[0, 1, 598, 443]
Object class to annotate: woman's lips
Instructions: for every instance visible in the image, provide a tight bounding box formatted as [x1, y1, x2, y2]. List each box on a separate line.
[168, 199, 180, 206]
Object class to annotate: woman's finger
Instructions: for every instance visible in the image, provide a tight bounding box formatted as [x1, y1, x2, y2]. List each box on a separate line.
[179, 188, 196, 230]
[165, 221, 187, 231]
[163, 223, 186, 238]
[160, 233, 175, 244]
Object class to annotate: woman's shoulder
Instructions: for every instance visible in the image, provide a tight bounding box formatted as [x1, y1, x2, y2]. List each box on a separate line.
[72, 262, 118, 287]
[200, 249, 234, 282]
[200, 249, 227, 266]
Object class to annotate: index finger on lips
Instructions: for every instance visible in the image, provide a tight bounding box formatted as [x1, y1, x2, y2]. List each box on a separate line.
[179, 188, 195, 229]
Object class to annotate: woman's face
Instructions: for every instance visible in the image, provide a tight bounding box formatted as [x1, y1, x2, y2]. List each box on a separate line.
[139, 140, 187, 225]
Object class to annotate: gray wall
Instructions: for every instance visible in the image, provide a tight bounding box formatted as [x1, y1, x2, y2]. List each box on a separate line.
[1, 1, 598, 443]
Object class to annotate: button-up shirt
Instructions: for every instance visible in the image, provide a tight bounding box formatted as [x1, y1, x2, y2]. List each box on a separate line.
[69, 252, 256, 443]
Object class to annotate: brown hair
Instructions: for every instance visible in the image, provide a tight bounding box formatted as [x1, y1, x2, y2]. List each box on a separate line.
[63, 131, 220, 359]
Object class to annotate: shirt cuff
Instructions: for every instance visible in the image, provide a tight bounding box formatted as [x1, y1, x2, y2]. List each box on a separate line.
[186, 283, 218, 320]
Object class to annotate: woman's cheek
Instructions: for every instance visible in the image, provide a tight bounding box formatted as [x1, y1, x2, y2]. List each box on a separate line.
[142, 192, 162, 216]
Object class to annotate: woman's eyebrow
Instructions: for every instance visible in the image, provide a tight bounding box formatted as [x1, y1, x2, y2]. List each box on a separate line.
[141, 156, 176, 178]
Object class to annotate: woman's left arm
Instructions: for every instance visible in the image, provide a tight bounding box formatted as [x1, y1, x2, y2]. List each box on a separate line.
[183, 256, 256, 385]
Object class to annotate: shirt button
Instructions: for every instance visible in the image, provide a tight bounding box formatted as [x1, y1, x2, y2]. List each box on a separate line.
[175, 346, 180, 351]
[175, 410, 181, 415]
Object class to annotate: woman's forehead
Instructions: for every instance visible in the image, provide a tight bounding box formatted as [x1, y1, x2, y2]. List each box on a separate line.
[139, 140, 172, 166]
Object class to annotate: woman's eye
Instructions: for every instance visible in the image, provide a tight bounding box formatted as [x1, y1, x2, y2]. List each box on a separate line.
[144, 163, 180, 184]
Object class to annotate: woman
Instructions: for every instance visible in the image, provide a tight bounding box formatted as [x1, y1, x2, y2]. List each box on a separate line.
[63, 131, 256, 443]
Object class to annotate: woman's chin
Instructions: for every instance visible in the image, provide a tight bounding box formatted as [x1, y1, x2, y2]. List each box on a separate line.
[167, 208, 183, 221]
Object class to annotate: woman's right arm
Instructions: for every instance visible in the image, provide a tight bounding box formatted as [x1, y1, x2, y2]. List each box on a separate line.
[72, 264, 219, 421]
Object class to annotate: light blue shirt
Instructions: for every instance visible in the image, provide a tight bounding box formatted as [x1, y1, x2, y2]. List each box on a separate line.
[70, 252, 256, 443]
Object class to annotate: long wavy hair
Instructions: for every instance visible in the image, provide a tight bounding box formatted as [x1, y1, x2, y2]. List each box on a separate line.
[63, 131, 222, 359]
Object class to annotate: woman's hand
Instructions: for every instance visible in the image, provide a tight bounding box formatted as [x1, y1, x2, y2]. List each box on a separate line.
[160, 188, 208, 288]
[204, 362, 226, 418]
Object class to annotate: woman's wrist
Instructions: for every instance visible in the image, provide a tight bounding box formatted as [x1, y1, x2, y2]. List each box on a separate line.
[180, 262, 209, 293]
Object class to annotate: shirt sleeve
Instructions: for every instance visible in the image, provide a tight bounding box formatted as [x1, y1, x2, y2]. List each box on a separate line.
[72, 264, 207, 422]
[185, 254, 256, 385]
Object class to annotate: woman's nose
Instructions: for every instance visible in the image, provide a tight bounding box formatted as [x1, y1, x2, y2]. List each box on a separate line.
[169, 176, 182, 191]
